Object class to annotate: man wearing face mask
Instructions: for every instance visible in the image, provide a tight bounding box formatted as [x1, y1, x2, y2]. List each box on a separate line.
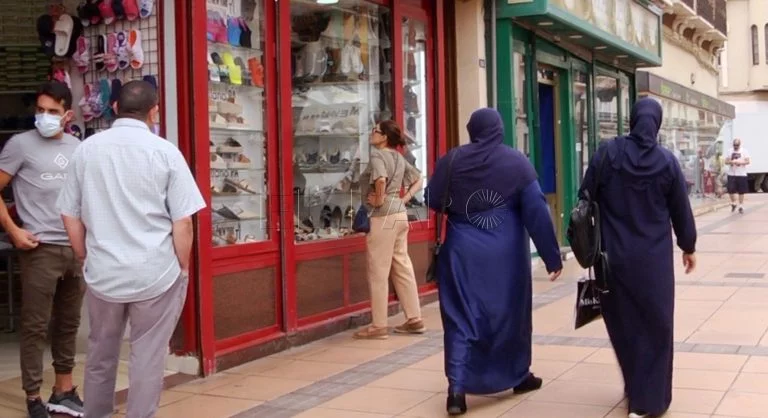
[57, 80, 205, 418]
[0, 82, 85, 417]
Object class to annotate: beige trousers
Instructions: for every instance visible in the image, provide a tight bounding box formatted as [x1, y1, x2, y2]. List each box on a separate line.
[366, 211, 422, 328]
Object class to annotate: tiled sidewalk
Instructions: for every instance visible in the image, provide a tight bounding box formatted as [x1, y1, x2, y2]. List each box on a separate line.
[4, 196, 768, 417]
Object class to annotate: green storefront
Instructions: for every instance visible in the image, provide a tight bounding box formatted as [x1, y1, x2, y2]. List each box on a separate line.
[493, 0, 662, 244]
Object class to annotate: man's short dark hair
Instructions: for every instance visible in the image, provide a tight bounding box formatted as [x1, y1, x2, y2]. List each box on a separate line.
[37, 82, 73, 110]
[117, 80, 158, 119]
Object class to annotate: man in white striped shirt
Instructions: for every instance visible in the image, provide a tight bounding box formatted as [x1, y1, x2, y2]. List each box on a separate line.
[57, 80, 205, 418]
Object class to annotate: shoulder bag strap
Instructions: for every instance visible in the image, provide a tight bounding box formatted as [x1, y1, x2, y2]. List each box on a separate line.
[436, 151, 458, 246]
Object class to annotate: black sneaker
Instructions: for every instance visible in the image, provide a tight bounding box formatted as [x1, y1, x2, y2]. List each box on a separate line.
[27, 397, 50, 418]
[732, 204, 737, 212]
[739, 206, 744, 214]
[46, 387, 84, 417]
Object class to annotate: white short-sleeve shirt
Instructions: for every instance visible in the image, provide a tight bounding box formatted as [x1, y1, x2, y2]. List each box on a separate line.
[57, 118, 206, 303]
[726, 147, 750, 177]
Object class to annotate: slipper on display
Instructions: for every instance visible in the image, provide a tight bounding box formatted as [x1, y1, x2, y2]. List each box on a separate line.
[248, 58, 264, 88]
[208, 53, 220, 82]
[53, 14, 74, 57]
[64, 17, 84, 58]
[142, 75, 158, 89]
[110, 79, 122, 105]
[123, 0, 139, 20]
[111, 0, 126, 21]
[116, 31, 130, 70]
[139, 0, 154, 18]
[68, 124, 83, 140]
[93, 34, 107, 71]
[77, 1, 91, 27]
[227, 17, 241, 46]
[87, 0, 103, 25]
[234, 57, 251, 86]
[213, 12, 227, 44]
[105, 32, 119, 72]
[98, 0, 116, 25]
[239, 18, 252, 48]
[222, 52, 241, 85]
[87, 83, 105, 118]
[73, 36, 90, 73]
[36, 14, 56, 58]
[79, 83, 95, 121]
[99, 79, 113, 119]
[211, 53, 229, 83]
[206, 10, 215, 41]
[128, 29, 144, 69]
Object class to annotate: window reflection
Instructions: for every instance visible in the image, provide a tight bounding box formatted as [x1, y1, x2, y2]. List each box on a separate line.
[573, 71, 588, 183]
[596, 76, 618, 140]
[513, 51, 528, 156]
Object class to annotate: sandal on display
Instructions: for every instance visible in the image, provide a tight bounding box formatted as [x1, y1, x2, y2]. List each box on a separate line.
[99, 79, 113, 119]
[111, 0, 126, 21]
[116, 31, 130, 70]
[98, 0, 116, 25]
[93, 34, 107, 71]
[248, 58, 264, 88]
[77, 2, 91, 27]
[320, 205, 332, 229]
[210, 153, 227, 170]
[217, 137, 244, 153]
[217, 204, 260, 220]
[128, 29, 144, 69]
[104, 32, 119, 72]
[73, 36, 90, 73]
[239, 18, 252, 48]
[123, 0, 139, 20]
[211, 53, 230, 83]
[228, 154, 253, 169]
[109, 79, 122, 105]
[234, 57, 251, 86]
[227, 17, 241, 46]
[139, 0, 154, 18]
[79, 83, 96, 122]
[224, 178, 257, 195]
[222, 52, 242, 85]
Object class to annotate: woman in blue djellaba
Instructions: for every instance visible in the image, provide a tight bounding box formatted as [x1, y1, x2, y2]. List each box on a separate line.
[425, 108, 563, 415]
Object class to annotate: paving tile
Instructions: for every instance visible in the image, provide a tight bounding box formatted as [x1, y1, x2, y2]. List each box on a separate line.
[668, 388, 725, 415]
[673, 352, 747, 371]
[256, 359, 354, 381]
[170, 373, 249, 394]
[730, 372, 768, 394]
[558, 362, 623, 385]
[366, 368, 445, 393]
[531, 344, 598, 362]
[527, 380, 623, 406]
[716, 391, 768, 417]
[606, 407, 710, 418]
[499, 400, 613, 418]
[294, 408, 391, 417]
[320, 386, 433, 415]
[743, 356, 768, 373]
[530, 360, 576, 379]
[224, 357, 295, 376]
[154, 394, 260, 418]
[406, 353, 443, 372]
[672, 369, 738, 391]
[298, 347, 392, 365]
[401, 392, 522, 417]
[203, 375, 313, 401]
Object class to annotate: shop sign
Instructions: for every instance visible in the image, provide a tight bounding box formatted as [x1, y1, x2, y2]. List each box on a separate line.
[549, 0, 660, 56]
[636, 71, 736, 118]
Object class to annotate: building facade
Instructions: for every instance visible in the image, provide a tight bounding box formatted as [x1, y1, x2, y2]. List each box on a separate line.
[719, 0, 768, 191]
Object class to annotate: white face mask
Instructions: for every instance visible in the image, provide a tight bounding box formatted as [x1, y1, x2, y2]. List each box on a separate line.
[35, 113, 64, 138]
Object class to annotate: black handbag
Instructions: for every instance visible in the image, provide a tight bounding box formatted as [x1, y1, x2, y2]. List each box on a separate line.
[426, 151, 458, 283]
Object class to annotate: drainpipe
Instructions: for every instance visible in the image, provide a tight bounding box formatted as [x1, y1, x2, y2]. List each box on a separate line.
[484, 0, 498, 108]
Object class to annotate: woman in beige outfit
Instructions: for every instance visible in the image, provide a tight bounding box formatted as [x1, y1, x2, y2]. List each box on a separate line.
[354, 120, 425, 340]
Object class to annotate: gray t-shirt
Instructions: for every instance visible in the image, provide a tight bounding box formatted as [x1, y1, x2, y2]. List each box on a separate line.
[57, 119, 206, 303]
[0, 130, 80, 245]
[361, 148, 421, 217]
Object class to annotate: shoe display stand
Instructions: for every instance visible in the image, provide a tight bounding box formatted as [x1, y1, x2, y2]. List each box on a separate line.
[401, 16, 427, 221]
[291, 4, 393, 243]
[78, 1, 161, 137]
[207, 0, 269, 247]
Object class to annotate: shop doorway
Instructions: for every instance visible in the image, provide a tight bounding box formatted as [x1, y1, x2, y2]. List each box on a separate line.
[536, 66, 564, 241]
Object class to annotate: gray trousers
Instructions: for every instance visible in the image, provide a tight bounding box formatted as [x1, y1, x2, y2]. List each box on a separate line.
[84, 274, 188, 418]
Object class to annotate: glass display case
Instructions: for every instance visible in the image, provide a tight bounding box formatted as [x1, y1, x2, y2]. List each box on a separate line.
[290, 0, 393, 242]
[206, 0, 269, 247]
[402, 17, 428, 221]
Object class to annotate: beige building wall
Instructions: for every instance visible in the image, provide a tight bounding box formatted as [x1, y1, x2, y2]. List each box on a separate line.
[648, 34, 720, 98]
[721, 0, 768, 93]
[454, 0, 488, 145]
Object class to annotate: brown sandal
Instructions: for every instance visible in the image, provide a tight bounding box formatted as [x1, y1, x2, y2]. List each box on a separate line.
[353, 326, 388, 340]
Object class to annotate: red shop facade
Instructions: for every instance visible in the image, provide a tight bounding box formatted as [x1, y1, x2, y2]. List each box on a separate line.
[169, 0, 449, 375]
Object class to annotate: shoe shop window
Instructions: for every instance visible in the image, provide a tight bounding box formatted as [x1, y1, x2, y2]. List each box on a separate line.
[401, 17, 428, 221]
[291, 0, 393, 242]
[207, 0, 269, 247]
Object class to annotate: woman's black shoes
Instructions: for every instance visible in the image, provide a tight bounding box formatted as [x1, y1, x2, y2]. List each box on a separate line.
[446, 393, 467, 416]
[513, 373, 543, 394]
